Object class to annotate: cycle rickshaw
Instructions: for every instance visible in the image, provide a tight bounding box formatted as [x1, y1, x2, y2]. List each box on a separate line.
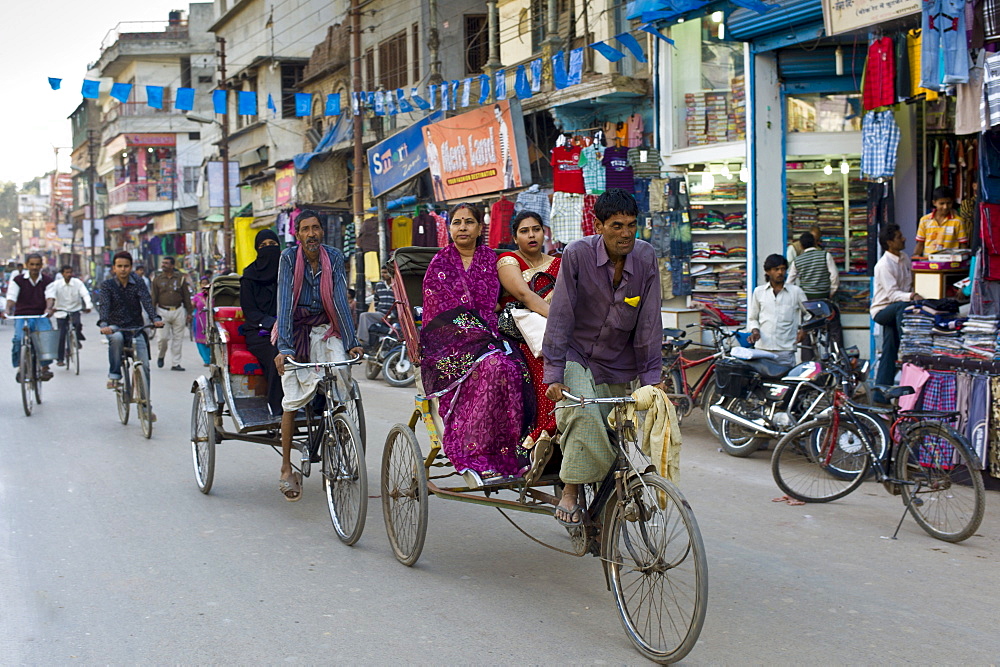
[379, 247, 708, 663]
[189, 275, 368, 544]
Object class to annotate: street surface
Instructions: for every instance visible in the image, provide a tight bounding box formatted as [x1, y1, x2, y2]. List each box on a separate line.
[2, 313, 998, 663]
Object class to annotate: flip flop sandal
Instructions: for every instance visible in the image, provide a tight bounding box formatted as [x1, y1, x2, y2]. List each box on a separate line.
[279, 473, 303, 502]
[771, 495, 805, 506]
[554, 503, 587, 527]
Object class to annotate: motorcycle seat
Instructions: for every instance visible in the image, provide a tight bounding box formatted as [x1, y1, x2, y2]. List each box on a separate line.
[744, 358, 794, 379]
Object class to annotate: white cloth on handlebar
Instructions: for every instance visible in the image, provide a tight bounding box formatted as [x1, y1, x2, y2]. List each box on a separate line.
[280, 325, 349, 411]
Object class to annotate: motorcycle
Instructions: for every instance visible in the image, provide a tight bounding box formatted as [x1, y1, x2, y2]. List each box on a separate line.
[363, 313, 415, 388]
[708, 300, 883, 459]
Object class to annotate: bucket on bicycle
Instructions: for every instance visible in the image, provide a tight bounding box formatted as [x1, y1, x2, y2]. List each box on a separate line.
[30, 329, 62, 361]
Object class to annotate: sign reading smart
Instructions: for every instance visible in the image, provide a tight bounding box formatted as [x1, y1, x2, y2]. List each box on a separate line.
[422, 99, 530, 200]
[367, 111, 444, 198]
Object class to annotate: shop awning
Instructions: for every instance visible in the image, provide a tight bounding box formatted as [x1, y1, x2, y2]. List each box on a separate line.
[727, 0, 822, 42]
[293, 114, 354, 173]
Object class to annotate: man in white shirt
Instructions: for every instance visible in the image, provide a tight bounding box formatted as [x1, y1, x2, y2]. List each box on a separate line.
[45, 265, 93, 366]
[746, 254, 807, 366]
[871, 224, 921, 396]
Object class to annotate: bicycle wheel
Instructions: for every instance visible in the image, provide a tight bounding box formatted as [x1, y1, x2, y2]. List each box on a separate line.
[19, 343, 33, 417]
[343, 378, 367, 452]
[771, 417, 869, 503]
[810, 410, 888, 481]
[381, 424, 429, 566]
[134, 364, 152, 439]
[700, 379, 723, 440]
[660, 368, 688, 425]
[323, 413, 368, 545]
[33, 354, 42, 405]
[117, 365, 131, 425]
[190, 388, 217, 494]
[364, 356, 381, 380]
[382, 347, 415, 388]
[605, 473, 708, 664]
[70, 328, 80, 375]
[718, 398, 768, 457]
[895, 422, 985, 543]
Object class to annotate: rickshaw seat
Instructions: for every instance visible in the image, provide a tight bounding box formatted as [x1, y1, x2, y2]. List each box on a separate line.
[214, 306, 264, 376]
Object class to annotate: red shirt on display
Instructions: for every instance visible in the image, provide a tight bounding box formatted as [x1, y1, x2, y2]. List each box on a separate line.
[489, 197, 516, 247]
[551, 146, 586, 194]
[863, 36, 896, 110]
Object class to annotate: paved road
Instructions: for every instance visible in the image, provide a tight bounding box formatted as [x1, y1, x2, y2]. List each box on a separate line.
[2, 314, 998, 663]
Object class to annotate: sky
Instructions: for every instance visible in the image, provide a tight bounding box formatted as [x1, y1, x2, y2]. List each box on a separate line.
[0, 0, 191, 186]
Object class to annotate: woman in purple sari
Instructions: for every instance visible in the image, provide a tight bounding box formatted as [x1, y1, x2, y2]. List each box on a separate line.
[420, 204, 535, 485]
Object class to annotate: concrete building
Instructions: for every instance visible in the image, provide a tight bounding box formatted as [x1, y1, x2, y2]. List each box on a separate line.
[68, 100, 106, 274]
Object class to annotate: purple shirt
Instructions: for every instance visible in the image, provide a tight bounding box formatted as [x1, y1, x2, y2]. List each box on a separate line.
[602, 147, 635, 193]
[543, 235, 661, 387]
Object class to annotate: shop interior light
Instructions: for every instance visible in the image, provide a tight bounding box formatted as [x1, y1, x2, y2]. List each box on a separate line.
[702, 172, 715, 191]
[823, 162, 833, 176]
[721, 162, 732, 179]
[121, 152, 128, 158]
[835, 46, 844, 77]
[739, 166, 749, 182]
[840, 159, 850, 174]
[711, 11, 723, 21]
[718, 22, 725, 39]
[147, 147, 154, 153]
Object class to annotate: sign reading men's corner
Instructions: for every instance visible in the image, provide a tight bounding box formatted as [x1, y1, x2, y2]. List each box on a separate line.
[821, 0, 919, 35]
[422, 99, 530, 200]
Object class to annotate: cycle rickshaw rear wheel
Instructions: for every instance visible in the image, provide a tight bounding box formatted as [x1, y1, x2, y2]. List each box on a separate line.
[605, 474, 708, 664]
[190, 388, 217, 494]
[381, 424, 428, 566]
[323, 412, 367, 545]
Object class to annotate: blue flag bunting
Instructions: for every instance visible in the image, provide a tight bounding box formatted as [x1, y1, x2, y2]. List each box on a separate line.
[48, 77, 61, 90]
[590, 41, 625, 62]
[616, 33, 647, 63]
[351, 93, 360, 115]
[386, 91, 397, 115]
[411, 88, 430, 110]
[530, 59, 543, 92]
[238, 90, 257, 116]
[568, 48, 584, 85]
[326, 93, 341, 116]
[367, 91, 376, 111]
[495, 69, 506, 100]
[639, 23, 675, 44]
[146, 85, 163, 109]
[213, 89, 227, 115]
[553, 52, 568, 90]
[450, 80, 459, 109]
[514, 65, 532, 99]
[110, 82, 132, 104]
[374, 91, 384, 115]
[81, 79, 100, 99]
[175, 87, 194, 111]
[295, 93, 312, 117]
[478, 74, 490, 104]
[429, 84, 438, 110]
[267, 94, 277, 117]
[395, 89, 413, 113]
[440, 83, 448, 111]
[461, 79, 471, 107]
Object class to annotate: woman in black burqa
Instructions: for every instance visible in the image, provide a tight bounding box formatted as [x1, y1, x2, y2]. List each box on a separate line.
[240, 229, 284, 415]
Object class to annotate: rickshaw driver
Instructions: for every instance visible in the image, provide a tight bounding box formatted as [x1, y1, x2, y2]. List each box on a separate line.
[274, 210, 363, 502]
[541, 189, 664, 526]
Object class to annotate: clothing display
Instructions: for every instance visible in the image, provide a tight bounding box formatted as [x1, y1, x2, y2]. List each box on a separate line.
[626, 147, 661, 179]
[602, 146, 635, 192]
[626, 114, 644, 147]
[489, 197, 516, 247]
[514, 185, 551, 228]
[411, 211, 439, 247]
[578, 144, 606, 194]
[863, 36, 896, 110]
[861, 110, 901, 178]
[391, 215, 413, 249]
[920, 0, 970, 90]
[551, 145, 585, 194]
[549, 192, 585, 244]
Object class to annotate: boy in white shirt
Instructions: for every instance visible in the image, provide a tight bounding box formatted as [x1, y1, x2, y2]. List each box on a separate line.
[746, 254, 807, 366]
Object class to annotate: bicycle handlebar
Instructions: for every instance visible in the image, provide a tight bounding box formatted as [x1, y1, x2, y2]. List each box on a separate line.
[6, 314, 50, 319]
[283, 354, 363, 370]
[560, 390, 636, 406]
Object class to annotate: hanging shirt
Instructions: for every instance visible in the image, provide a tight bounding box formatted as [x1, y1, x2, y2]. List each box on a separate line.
[411, 212, 438, 247]
[602, 146, 635, 193]
[862, 36, 896, 110]
[905, 29, 940, 100]
[578, 145, 606, 194]
[551, 146, 585, 194]
[514, 187, 551, 227]
[626, 147, 662, 179]
[549, 192, 585, 244]
[489, 198, 516, 247]
[860, 110, 901, 179]
[432, 211, 450, 247]
[391, 215, 413, 249]
[626, 114, 644, 148]
[955, 50, 985, 135]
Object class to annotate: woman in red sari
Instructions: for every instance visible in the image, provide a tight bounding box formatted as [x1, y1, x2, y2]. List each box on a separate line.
[498, 210, 562, 464]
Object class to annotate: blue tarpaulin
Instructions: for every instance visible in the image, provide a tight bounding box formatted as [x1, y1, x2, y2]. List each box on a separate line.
[292, 114, 354, 172]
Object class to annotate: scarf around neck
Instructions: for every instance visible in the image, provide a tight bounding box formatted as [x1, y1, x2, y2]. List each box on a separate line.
[271, 244, 340, 347]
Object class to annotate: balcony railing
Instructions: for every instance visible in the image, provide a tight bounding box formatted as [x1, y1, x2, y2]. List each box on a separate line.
[109, 182, 176, 206]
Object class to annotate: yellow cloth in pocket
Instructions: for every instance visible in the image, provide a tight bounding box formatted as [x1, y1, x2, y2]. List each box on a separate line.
[624, 296, 641, 307]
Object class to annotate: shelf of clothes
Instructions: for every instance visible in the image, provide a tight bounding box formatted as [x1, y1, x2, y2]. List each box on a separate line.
[834, 280, 871, 313]
[899, 303, 999, 360]
[691, 209, 746, 230]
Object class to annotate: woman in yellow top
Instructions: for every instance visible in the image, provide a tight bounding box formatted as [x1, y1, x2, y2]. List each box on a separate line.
[915, 186, 968, 256]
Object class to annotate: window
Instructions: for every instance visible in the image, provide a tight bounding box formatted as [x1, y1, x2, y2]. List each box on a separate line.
[183, 166, 199, 194]
[412, 23, 420, 82]
[786, 94, 862, 133]
[378, 31, 408, 91]
[465, 15, 488, 75]
[365, 48, 375, 90]
[530, 0, 545, 53]
[180, 57, 192, 89]
[280, 63, 305, 118]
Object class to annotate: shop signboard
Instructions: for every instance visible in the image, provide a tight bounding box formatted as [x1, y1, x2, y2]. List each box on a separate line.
[822, 0, 919, 35]
[367, 111, 444, 198]
[422, 100, 530, 200]
[275, 165, 295, 205]
[207, 161, 243, 208]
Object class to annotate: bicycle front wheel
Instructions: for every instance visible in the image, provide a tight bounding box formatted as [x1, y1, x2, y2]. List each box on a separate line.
[69, 328, 80, 375]
[771, 417, 869, 502]
[117, 367, 131, 425]
[19, 343, 33, 416]
[895, 422, 985, 543]
[605, 473, 708, 664]
[323, 413, 368, 545]
[343, 378, 367, 452]
[134, 364, 152, 439]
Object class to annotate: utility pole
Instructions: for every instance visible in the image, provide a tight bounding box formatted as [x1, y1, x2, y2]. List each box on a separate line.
[87, 129, 99, 275]
[351, 0, 366, 318]
[217, 35, 233, 272]
[373, 108, 387, 265]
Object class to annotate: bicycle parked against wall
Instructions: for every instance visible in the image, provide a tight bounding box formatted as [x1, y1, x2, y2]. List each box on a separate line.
[771, 385, 986, 543]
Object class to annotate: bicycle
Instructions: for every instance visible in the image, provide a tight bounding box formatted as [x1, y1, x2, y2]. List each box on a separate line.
[660, 321, 740, 437]
[770, 385, 986, 543]
[55, 310, 82, 376]
[10, 315, 51, 416]
[285, 356, 367, 545]
[110, 325, 156, 439]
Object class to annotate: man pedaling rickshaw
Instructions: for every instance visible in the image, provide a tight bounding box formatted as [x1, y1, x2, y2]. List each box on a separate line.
[541, 189, 666, 526]
[273, 210, 363, 502]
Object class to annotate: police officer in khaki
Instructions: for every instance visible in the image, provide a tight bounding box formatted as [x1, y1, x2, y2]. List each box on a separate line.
[151, 256, 192, 371]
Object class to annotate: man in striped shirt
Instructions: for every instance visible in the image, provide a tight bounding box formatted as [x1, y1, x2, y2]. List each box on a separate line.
[357, 264, 395, 349]
[787, 231, 842, 361]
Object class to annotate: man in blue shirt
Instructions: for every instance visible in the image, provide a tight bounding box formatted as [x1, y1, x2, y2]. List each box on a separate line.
[273, 210, 362, 501]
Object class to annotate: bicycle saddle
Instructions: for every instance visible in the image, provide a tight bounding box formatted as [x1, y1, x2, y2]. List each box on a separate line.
[662, 327, 686, 340]
[744, 358, 794, 379]
[663, 338, 692, 350]
[875, 385, 915, 399]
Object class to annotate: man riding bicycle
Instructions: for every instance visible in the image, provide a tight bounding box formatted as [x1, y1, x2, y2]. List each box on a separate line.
[45, 264, 93, 366]
[4, 253, 55, 382]
[97, 251, 163, 404]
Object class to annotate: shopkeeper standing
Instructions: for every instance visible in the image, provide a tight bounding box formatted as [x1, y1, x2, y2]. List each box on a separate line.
[871, 224, 922, 400]
[914, 186, 968, 256]
[787, 231, 842, 360]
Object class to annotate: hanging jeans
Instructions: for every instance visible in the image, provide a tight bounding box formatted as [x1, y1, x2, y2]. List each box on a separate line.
[920, 0, 969, 89]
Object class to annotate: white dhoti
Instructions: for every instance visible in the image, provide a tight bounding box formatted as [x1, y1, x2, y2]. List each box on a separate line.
[280, 324, 351, 412]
